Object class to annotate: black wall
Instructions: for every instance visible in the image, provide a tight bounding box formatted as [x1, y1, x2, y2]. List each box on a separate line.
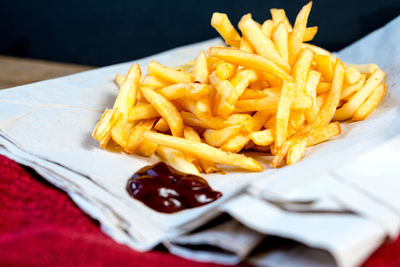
[1, 0, 399, 66]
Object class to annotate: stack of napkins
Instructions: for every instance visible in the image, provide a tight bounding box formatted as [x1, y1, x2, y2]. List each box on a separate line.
[1, 15, 400, 267]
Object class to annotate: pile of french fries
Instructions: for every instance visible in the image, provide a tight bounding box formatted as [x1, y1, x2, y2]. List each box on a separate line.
[93, 2, 387, 175]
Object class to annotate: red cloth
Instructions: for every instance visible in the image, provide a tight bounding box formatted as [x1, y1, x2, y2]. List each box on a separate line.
[0, 154, 398, 267]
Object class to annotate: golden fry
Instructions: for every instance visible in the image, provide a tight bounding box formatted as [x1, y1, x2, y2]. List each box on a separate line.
[235, 95, 312, 112]
[128, 104, 159, 122]
[193, 51, 209, 83]
[270, 8, 292, 32]
[250, 129, 274, 146]
[114, 74, 125, 88]
[111, 64, 141, 147]
[334, 68, 385, 121]
[340, 74, 366, 100]
[273, 22, 289, 64]
[141, 87, 184, 137]
[156, 146, 200, 175]
[148, 60, 194, 84]
[261, 19, 274, 38]
[304, 70, 321, 123]
[207, 47, 291, 80]
[287, 137, 307, 165]
[307, 122, 341, 146]
[211, 12, 241, 47]
[154, 118, 169, 132]
[204, 125, 242, 147]
[275, 81, 295, 148]
[288, 2, 312, 66]
[144, 131, 263, 172]
[352, 83, 386, 121]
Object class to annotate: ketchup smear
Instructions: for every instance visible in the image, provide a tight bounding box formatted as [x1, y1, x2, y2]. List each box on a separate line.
[126, 162, 222, 213]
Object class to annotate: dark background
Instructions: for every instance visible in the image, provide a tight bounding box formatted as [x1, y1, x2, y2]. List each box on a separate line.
[1, 0, 399, 66]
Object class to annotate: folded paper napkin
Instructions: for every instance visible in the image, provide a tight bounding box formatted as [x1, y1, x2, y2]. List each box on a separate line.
[1, 154, 399, 267]
[1, 15, 400, 267]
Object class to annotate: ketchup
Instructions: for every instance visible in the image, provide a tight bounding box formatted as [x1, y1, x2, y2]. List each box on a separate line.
[126, 162, 222, 213]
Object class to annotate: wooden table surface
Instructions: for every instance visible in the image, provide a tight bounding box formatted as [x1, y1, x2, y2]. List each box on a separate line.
[0, 55, 94, 89]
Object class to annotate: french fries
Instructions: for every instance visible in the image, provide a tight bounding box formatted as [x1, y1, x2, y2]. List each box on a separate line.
[93, 2, 387, 175]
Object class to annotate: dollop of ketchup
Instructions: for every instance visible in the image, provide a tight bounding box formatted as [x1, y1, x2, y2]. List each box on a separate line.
[126, 162, 222, 213]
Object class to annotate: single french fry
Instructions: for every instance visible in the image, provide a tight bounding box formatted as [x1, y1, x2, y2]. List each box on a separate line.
[250, 129, 274, 146]
[239, 14, 290, 71]
[287, 137, 307, 165]
[315, 55, 335, 82]
[270, 8, 293, 32]
[345, 66, 361, 85]
[275, 81, 295, 148]
[124, 119, 156, 153]
[303, 26, 318, 42]
[193, 51, 209, 83]
[207, 47, 291, 81]
[92, 109, 121, 148]
[261, 19, 274, 38]
[220, 132, 251, 153]
[196, 96, 212, 118]
[288, 2, 312, 66]
[211, 12, 241, 47]
[340, 74, 366, 100]
[154, 118, 169, 132]
[141, 74, 171, 88]
[293, 48, 314, 93]
[177, 97, 198, 114]
[204, 125, 242, 147]
[216, 61, 237, 80]
[114, 74, 125, 88]
[141, 87, 184, 137]
[307, 122, 341, 146]
[312, 58, 345, 127]
[301, 43, 335, 62]
[344, 63, 379, 75]
[290, 110, 305, 131]
[183, 126, 201, 163]
[156, 146, 200, 175]
[157, 83, 209, 100]
[111, 64, 141, 147]
[240, 37, 255, 53]
[334, 68, 385, 121]
[316, 81, 331, 95]
[249, 110, 271, 133]
[317, 92, 328, 108]
[235, 95, 311, 112]
[239, 87, 280, 99]
[137, 138, 158, 157]
[273, 22, 289, 64]
[181, 111, 249, 130]
[128, 104, 159, 122]
[144, 131, 263, 172]
[148, 60, 194, 84]
[305, 70, 321, 123]
[352, 83, 386, 121]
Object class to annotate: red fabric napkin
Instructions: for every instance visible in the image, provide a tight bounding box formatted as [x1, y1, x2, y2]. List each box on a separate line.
[0, 154, 398, 267]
